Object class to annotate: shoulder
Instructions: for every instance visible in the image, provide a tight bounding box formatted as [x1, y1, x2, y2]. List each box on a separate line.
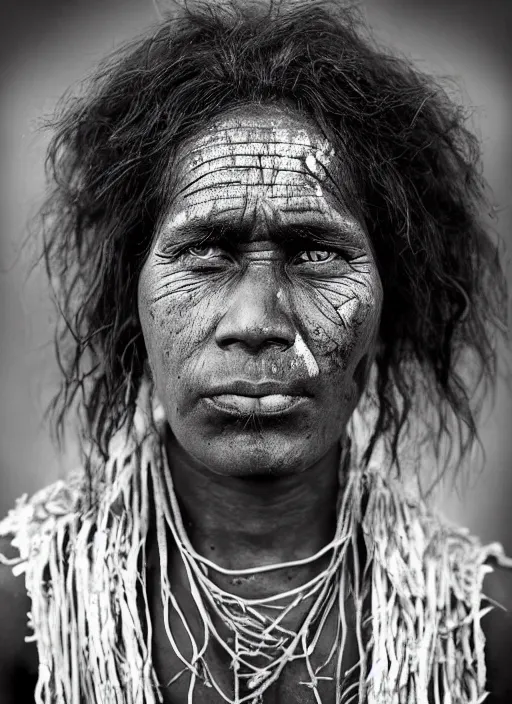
[482, 559, 512, 703]
[363, 472, 512, 700]
[0, 535, 38, 701]
[0, 478, 83, 702]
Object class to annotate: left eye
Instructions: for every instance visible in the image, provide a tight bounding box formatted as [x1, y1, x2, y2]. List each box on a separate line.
[293, 250, 337, 264]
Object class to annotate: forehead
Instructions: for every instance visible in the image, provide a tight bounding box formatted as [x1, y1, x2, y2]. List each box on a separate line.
[162, 105, 360, 237]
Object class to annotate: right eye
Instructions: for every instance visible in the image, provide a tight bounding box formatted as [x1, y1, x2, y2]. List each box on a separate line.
[187, 245, 226, 260]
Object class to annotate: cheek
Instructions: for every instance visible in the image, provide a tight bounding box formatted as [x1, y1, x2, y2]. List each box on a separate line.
[292, 275, 381, 369]
[138, 262, 225, 374]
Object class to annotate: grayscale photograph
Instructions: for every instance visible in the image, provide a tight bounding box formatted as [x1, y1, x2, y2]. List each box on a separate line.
[0, 0, 511, 702]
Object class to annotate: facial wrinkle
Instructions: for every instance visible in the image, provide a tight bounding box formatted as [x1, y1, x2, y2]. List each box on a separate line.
[337, 298, 361, 331]
[291, 281, 374, 363]
[254, 196, 279, 237]
[310, 285, 360, 329]
[151, 271, 212, 300]
[159, 194, 364, 240]
[181, 158, 327, 194]
[170, 118, 336, 228]
[179, 166, 325, 204]
[178, 190, 326, 212]
[138, 105, 383, 482]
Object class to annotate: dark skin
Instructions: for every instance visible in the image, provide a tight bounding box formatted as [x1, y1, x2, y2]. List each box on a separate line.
[0, 104, 511, 702]
[139, 105, 382, 480]
[136, 104, 381, 701]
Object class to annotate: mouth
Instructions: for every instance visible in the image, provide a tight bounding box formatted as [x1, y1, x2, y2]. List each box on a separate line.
[207, 393, 306, 416]
[203, 379, 311, 417]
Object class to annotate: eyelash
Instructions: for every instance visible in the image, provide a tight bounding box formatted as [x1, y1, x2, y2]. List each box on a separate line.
[180, 244, 343, 265]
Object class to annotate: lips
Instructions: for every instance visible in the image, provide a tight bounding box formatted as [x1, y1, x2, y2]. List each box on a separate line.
[209, 393, 304, 415]
[203, 379, 311, 416]
[205, 379, 310, 397]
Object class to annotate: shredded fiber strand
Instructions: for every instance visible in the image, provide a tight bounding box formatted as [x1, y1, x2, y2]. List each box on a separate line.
[0, 401, 509, 703]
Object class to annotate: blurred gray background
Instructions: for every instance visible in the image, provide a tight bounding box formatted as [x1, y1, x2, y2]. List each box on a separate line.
[0, 0, 511, 547]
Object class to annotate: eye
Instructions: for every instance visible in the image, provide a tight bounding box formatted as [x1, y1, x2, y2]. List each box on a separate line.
[187, 245, 227, 260]
[292, 250, 338, 264]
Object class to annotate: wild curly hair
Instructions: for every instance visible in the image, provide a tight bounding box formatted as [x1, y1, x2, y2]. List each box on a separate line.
[41, 0, 507, 486]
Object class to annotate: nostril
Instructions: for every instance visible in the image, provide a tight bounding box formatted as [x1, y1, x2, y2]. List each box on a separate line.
[216, 329, 294, 352]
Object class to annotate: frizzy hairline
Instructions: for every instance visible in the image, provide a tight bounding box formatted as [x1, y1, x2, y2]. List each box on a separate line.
[40, 0, 507, 489]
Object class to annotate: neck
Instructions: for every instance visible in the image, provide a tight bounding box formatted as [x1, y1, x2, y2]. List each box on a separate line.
[163, 427, 345, 573]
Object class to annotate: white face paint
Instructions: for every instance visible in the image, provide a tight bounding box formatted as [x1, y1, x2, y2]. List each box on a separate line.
[162, 107, 340, 234]
[293, 331, 320, 377]
[138, 104, 383, 478]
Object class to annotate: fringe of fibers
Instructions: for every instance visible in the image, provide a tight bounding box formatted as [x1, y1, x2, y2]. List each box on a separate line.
[0, 411, 509, 703]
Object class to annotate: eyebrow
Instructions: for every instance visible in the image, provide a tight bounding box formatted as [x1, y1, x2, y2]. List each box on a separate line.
[162, 220, 362, 250]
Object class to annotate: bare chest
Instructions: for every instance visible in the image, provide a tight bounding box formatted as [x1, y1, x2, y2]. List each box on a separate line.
[146, 563, 362, 704]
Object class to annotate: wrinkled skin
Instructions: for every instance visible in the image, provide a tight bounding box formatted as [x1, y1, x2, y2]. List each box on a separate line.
[138, 104, 383, 479]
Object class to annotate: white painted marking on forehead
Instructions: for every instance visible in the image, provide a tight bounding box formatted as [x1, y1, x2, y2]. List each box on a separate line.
[315, 146, 335, 168]
[184, 119, 336, 184]
[157, 113, 362, 238]
[196, 125, 329, 148]
[305, 145, 336, 173]
[293, 332, 319, 378]
[305, 153, 319, 174]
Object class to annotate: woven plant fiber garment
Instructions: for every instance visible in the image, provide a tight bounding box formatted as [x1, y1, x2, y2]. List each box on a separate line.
[0, 408, 509, 704]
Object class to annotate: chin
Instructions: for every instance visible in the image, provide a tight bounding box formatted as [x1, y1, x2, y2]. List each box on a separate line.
[165, 399, 349, 477]
[189, 431, 330, 477]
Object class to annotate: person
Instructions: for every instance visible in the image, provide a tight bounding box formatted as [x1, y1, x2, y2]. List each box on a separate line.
[0, 1, 511, 702]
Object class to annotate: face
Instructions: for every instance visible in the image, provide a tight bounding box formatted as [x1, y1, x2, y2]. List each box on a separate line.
[138, 105, 383, 477]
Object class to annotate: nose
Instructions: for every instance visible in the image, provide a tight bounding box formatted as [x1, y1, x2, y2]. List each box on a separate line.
[215, 265, 295, 353]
